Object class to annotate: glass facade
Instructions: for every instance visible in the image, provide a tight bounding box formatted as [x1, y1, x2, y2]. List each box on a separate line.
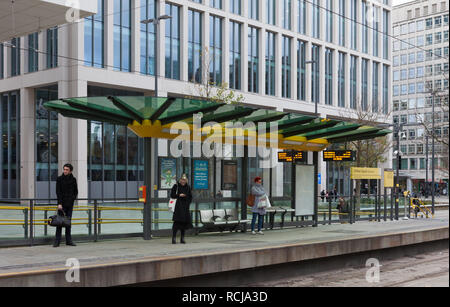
[1, 91, 20, 199]
[11, 38, 20, 77]
[297, 40, 306, 101]
[188, 9, 202, 83]
[311, 0, 320, 39]
[265, 31, 275, 96]
[28, 33, 39, 73]
[229, 21, 241, 90]
[372, 62, 379, 113]
[113, 0, 131, 72]
[209, 15, 222, 85]
[311, 44, 320, 105]
[47, 27, 58, 69]
[87, 86, 145, 200]
[140, 0, 156, 75]
[297, 0, 306, 34]
[338, 52, 346, 108]
[324, 48, 333, 106]
[85, 0, 104, 68]
[248, 26, 259, 93]
[281, 36, 291, 98]
[350, 55, 357, 109]
[361, 59, 369, 111]
[165, 3, 180, 80]
[35, 86, 58, 199]
[338, 0, 346, 46]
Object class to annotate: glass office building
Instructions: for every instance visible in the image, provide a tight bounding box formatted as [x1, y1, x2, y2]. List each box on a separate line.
[392, 0, 449, 193]
[0, 0, 392, 200]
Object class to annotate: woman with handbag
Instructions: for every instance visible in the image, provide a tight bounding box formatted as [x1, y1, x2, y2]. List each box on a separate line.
[170, 174, 193, 244]
[251, 177, 268, 235]
[53, 164, 78, 247]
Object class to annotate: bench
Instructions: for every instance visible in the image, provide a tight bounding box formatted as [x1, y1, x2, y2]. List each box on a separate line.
[265, 206, 295, 229]
[199, 208, 250, 233]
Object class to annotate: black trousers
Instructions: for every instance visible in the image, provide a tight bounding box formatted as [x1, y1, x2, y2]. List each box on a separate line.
[55, 205, 74, 243]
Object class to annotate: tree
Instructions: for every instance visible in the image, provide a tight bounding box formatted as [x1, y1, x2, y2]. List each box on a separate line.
[413, 68, 449, 179]
[337, 99, 393, 211]
[186, 47, 244, 106]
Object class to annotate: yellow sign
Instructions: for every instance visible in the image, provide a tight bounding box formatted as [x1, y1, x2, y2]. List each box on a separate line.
[384, 171, 394, 188]
[350, 167, 382, 180]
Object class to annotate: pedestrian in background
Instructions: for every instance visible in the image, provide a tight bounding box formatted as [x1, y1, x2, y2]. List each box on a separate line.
[171, 174, 193, 244]
[251, 177, 268, 235]
[54, 164, 78, 247]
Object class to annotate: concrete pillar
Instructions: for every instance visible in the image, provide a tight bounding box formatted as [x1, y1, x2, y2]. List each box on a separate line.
[241, 22, 249, 93]
[258, 27, 265, 96]
[131, 0, 140, 73]
[57, 20, 88, 201]
[20, 87, 36, 199]
[104, 0, 114, 70]
[180, 4, 189, 82]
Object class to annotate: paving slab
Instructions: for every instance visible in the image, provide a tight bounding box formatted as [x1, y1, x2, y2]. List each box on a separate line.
[0, 211, 448, 286]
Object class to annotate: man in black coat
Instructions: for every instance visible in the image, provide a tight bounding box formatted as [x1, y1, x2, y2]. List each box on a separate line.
[170, 174, 193, 244]
[54, 164, 78, 247]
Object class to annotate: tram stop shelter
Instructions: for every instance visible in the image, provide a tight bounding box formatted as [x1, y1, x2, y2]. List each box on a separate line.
[44, 96, 391, 239]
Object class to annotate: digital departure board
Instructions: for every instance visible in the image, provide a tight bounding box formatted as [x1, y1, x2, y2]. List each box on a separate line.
[278, 151, 307, 163]
[323, 150, 356, 162]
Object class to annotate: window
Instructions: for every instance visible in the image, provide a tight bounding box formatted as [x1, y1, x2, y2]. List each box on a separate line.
[165, 3, 180, 80]
[209, 15, 222, 85]
[188, 10, 202, 83]
[230, 0, 241, 15]
[298, 0, 306, 34]
[361, 59, 369, 111]
[372, 62, 379, 112]
[338, 52, 346, 108]
[113, 0, 131, 72]
[350, 56, 357, 109]
[311, 45, 320, 104]
[229, 21, 241, 90]
[351, 0, 357, 50]
[85, 0, 104, 68]
[311, 0, 320, 39]
[383, 65, 389, 114]
[362, 1, 369, 53]
[325, 0, 333, 43]
[248, 27, 259, 93]
[11, 38, 21, 76]
[297, 40, 306, 101]
[282, 0, 291, 30]
[28, 32, 39, 73]
[210, 0, 222, 9]
[140, 0, 155, 75]
[338, 0, 346, 46]
[248, 0, 258, 20]
[46, 27, 58, 69]
[373, 6, 379, 57]
[324, 48, 333, 105]
[265, 31, 276, 95]
[266, 0, 276, 25]
[282, 36, 292, 98]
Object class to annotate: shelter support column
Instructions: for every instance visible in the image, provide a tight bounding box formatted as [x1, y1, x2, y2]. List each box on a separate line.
[313, 151, 319, 227]
[143, 137, 152, 240]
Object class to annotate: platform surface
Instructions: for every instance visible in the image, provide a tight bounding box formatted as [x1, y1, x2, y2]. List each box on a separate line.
[0, 211, 448, 286]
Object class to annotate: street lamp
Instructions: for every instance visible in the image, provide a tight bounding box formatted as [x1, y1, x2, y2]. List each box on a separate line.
[140, 14, 171, 240]
[141, 14, 172, 97]
[394, 123, 407, 220]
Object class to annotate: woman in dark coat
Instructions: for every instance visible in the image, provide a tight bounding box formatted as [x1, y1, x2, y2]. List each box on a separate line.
[54, 164, 78, 247]
[170, 174, 193, 244]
